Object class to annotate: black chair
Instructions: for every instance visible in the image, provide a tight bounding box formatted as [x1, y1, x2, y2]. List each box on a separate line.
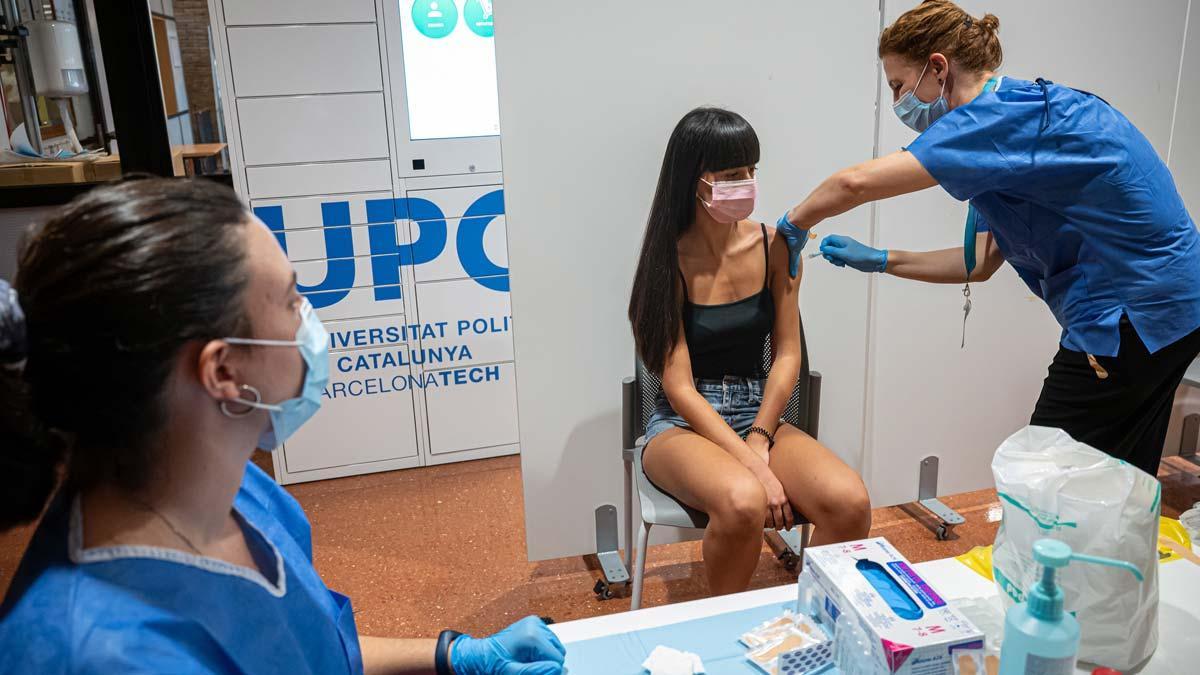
[620, 316, 822, 609]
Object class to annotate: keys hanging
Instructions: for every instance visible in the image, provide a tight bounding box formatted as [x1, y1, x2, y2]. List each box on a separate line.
[960, 283, 972, 349]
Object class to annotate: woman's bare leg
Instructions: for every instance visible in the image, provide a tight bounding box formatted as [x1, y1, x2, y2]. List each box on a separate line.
[643, 427, 768, 595]
[768, 424, 872, 546]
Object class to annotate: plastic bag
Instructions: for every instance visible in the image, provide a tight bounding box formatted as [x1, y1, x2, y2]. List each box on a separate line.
[1179, 501, 1200, 541]
[958, 515, 1190, 574]
[991, 426, 1160, 670]
[955, 546, 995, 581]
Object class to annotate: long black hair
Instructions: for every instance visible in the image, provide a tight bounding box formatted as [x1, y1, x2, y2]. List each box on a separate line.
[628, 107, 760, 374]
[0, 177, 251, 531]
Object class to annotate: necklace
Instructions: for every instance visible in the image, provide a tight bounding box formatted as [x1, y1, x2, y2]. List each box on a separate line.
[129, 496, 204, 556]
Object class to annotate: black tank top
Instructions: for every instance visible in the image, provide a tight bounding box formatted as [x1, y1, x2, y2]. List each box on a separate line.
[681, 224, 775, 379]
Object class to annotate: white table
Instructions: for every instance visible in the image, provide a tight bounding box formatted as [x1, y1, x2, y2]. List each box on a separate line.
[552, 556, 1200, 674]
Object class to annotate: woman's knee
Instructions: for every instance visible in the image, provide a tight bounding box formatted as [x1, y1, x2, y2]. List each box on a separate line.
[808, 477, 872, 536]
[711, 476, 767, 529]
[840, 483, 873, 535]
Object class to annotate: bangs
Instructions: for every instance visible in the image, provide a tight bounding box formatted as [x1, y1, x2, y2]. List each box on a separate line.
[699, 113, 760, 173]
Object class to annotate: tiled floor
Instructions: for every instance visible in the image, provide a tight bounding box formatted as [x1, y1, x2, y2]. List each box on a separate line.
[3, 454, 1198, 639]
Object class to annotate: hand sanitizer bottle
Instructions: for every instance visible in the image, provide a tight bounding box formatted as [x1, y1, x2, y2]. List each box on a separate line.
[998, 539, 1143, 675]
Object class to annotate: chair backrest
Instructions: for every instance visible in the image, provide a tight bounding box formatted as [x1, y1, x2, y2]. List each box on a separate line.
[632, 315, 816, 438]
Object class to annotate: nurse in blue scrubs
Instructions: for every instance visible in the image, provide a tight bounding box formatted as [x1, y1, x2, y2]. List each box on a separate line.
[777, 0, 1200, 476]
[0, 178, 564, 675]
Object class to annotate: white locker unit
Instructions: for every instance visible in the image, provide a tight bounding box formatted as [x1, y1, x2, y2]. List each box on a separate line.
[246, 161, 394, 200]
[222, 0, 377, 26]
[405, 183, 517, 463]
[211, 1, 515, 483]
[236, 93, 390, 166]
[282, 339, 422, 477]
[225, 25, 384, 97]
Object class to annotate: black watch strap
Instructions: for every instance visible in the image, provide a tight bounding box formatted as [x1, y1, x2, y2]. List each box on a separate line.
[435, 630, 463, 675]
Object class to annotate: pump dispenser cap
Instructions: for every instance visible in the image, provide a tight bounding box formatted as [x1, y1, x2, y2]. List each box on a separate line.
[1027, 539, 1144, 621]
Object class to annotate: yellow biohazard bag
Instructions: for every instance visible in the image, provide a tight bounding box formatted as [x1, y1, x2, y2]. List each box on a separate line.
[956, 516, 1193, 579]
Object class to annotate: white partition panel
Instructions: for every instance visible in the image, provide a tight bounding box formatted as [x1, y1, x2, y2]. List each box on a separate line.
[1163, 2, 1200, 457]
[498, 1, 882, 560]
[1171, 2, 1200, 213]
[865, 0, 1191, 506]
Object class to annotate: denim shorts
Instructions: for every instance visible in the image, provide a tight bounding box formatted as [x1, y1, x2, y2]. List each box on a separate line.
[644, 376, 765, 444]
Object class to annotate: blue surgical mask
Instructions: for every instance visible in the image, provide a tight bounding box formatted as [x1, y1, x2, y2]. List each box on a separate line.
[893, 61, 948, 132]
[224, 298, 329, 450]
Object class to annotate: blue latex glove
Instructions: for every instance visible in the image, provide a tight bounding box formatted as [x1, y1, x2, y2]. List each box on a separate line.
[451, 616, 566, 675]
[776, 212, 810, 279]
[820, 235, 888, 273]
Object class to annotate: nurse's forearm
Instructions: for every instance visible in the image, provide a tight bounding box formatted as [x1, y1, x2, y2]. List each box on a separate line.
[359, 636, 437, 675]
[885, 247, 995, 283]
[786, 168, 868, 229]
[786, 152, 938, 229]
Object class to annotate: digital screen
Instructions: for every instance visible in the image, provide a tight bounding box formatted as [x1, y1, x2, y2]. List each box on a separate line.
[399, 0, 500, 140]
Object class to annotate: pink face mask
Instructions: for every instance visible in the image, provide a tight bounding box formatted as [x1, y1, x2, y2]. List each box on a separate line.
[698, 177, 757, 223]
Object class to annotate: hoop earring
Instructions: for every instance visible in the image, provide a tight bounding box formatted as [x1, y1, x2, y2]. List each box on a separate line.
[219, 384, 262, 418]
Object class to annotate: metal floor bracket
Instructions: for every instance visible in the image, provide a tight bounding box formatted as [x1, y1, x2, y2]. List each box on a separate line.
[765, 525, 810, 572]
[916, 456, 965, 540]
[592, 504, 629, 600]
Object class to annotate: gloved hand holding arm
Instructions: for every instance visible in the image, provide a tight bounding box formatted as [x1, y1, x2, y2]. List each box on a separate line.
[775, 212, 812, 278]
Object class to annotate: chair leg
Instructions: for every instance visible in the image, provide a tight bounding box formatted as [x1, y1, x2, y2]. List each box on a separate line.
[623, 457, 634, 575]
[631, 520, 651, 611]
[766, 524, 813, 572]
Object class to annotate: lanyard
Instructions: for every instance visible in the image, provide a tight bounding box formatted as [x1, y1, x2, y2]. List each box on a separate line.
[961, 76, 1000, 348]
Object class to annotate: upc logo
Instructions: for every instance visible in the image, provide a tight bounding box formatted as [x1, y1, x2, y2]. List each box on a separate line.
[253, 190, 507, 309]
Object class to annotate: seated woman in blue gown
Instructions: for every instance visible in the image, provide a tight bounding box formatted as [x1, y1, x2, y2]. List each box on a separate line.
[0, 177, 563, 675]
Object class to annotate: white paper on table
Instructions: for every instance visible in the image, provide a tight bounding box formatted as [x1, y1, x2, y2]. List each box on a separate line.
[641, 645, 705, 675]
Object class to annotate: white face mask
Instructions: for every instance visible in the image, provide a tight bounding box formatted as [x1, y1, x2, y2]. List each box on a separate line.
[893, 61, 949, 132]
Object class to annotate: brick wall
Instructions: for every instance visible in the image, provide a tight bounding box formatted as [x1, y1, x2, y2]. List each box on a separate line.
[173, 0, 216, 139]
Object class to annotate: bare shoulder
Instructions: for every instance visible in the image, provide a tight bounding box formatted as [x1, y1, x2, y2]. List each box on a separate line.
[758, 222, 793, 275]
